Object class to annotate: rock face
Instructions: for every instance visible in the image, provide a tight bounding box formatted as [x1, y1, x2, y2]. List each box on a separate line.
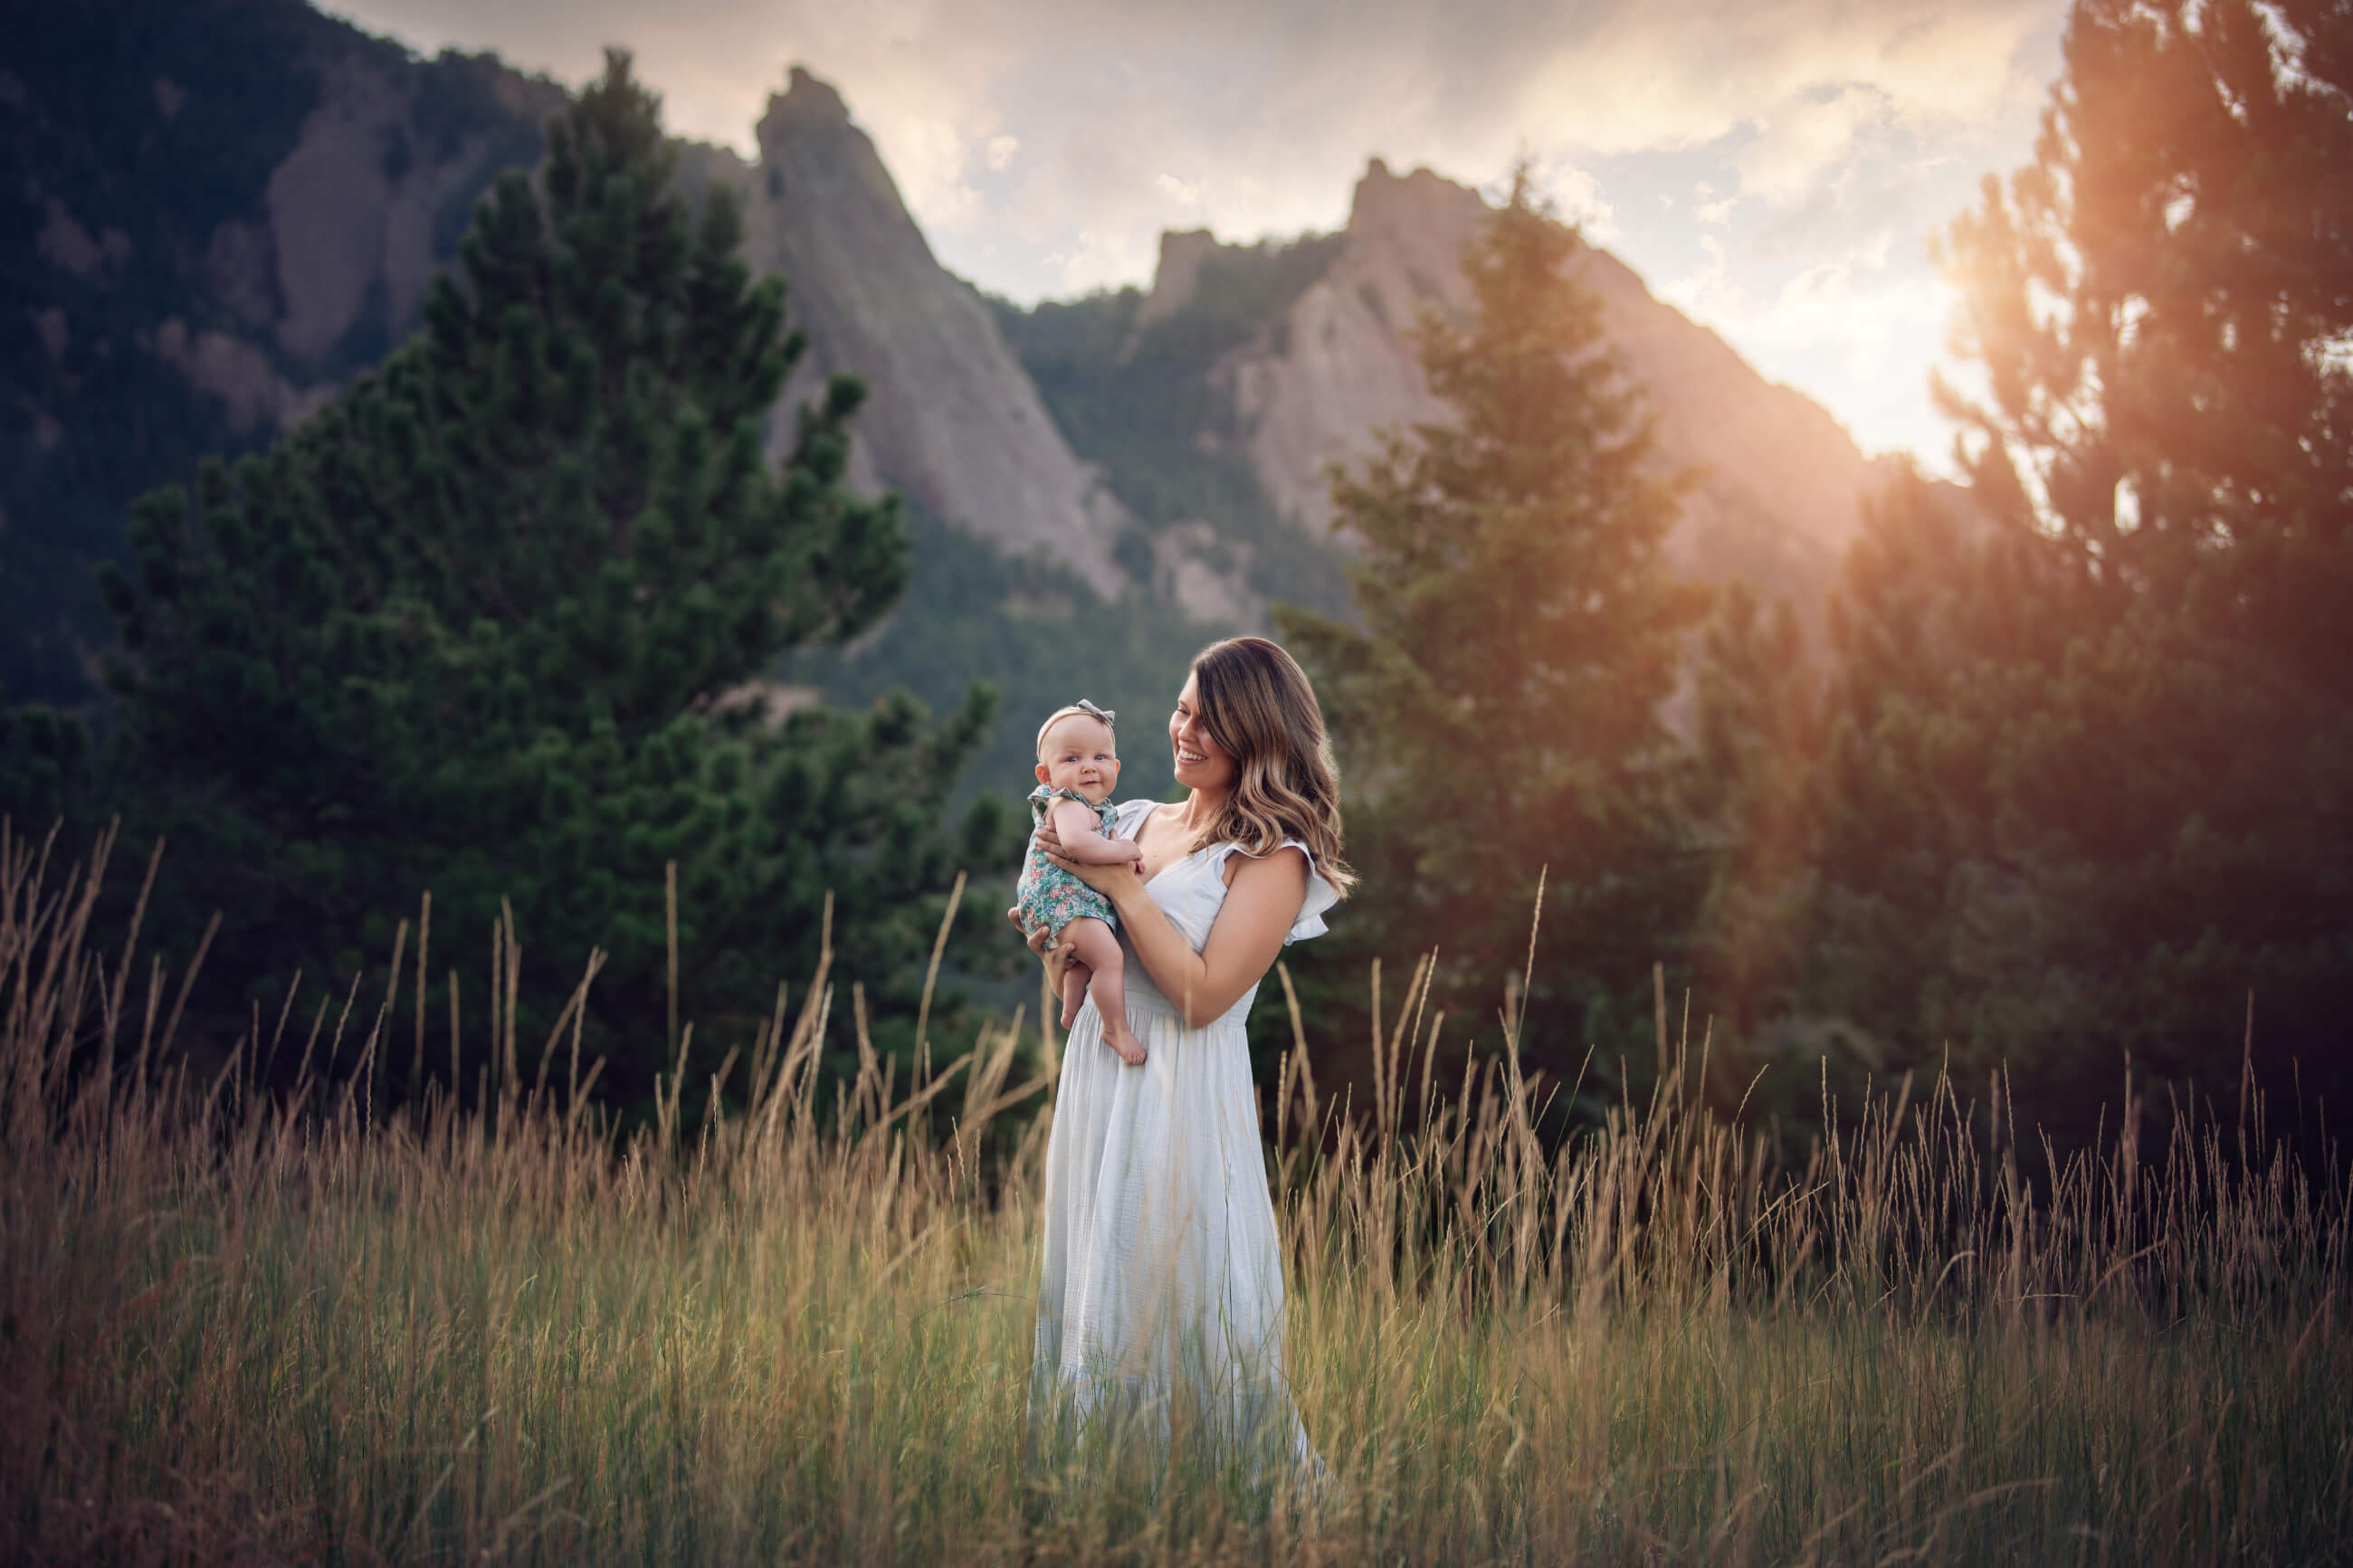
[727, 69, 1131, 597]
[1127, 228, 1220, 345]
[258, 55, 559, 367]
[1227, 162, 1485, 537]
[1220, 159, 1886, 617]
[0, 4, 563, 704]
[123, 49, 555, 432]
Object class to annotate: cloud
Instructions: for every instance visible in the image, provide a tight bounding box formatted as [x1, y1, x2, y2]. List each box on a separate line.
[1538, 160, 1618, 246]
[1749, 254, 1967, 455]
[1735, 86, 1888, 204]
[1043, 225, 1155, 293]
[886, 115, 987, 230]
[326, 0, 2061, 462]
[1498, 0, 2049, 157]
[332, 0, 2053, 251]
[1662, 233, 1741, 322]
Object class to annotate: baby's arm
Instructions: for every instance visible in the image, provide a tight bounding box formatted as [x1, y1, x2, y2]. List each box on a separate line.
[1046, 800, 1141, 866]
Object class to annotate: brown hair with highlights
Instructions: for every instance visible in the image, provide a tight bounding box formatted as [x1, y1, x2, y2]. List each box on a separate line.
[1187, 636, 1355, 895]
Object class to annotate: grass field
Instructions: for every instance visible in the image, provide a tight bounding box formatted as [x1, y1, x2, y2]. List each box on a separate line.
[5, 825, 2348, 1565]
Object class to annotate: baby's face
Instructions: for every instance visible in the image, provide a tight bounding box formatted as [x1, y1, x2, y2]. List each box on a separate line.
[1035, 715, 1120, 804]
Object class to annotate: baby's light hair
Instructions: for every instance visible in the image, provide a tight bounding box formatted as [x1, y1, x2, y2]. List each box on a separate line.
[1035, 703, 1117, 758]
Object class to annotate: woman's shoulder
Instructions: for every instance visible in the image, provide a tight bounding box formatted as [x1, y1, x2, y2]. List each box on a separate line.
[1208, 834, 1340, 944]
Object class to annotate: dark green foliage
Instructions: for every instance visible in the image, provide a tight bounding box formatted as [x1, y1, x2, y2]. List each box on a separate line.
[1686, 581, 1822, 1045]
[0, 0, 310, 708]
[1279, 171, 1710, 1090]
[5, 0, 332, 242]
[3, 54, 1012, 1102]
[0, 0, 557, 710]
[1703, 0, 2353, 1145]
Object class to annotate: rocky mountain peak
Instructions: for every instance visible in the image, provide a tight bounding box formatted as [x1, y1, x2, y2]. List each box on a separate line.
[1221, 157, 1884, 622]
[1129, 227, 1220, 339]
[757, 64, 853, 142]
[733, 68, 1131, 596]
[1345, 157, 1488, 243]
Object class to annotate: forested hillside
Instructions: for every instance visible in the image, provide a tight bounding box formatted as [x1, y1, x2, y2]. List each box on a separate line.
[0, 0, 557, 708]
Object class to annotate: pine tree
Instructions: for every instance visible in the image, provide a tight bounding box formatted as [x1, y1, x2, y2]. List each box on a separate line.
[2, 53, 1015, 1099]
[1686, 580, 1820, 1043]
[1280, 169, 1709, 1081]
[1787, 0, 2353, 1132]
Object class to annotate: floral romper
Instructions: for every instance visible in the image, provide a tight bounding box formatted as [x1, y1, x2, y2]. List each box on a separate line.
[1018, 784, 1119, 952]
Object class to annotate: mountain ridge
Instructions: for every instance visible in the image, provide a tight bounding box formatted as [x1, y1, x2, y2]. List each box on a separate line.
[5, 1, 1922, 768]
[1169, 157, 1891, 622]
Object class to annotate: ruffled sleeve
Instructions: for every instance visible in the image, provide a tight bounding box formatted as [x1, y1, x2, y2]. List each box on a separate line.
[1208, 838, 1341, 945]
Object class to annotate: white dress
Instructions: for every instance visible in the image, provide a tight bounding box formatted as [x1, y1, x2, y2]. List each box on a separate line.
[1030, 798, 1341, 1480]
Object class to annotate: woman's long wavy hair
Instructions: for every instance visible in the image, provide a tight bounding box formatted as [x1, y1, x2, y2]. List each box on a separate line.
[1187, 637, 1356, 895]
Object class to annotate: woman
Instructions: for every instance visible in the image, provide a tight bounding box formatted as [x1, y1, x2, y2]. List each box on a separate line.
[1018, 635, 1352, 1486]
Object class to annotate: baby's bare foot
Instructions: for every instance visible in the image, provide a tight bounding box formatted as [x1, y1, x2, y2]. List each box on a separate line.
[1105, 1029, 1147, 1068]
[1060, 988, 1084, 1029]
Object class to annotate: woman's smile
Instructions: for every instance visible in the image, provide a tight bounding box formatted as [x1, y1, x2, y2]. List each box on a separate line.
[1167, 673, 1233, 789]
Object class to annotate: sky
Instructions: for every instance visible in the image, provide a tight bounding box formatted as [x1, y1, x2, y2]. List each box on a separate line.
[327, 0, 2070, 470]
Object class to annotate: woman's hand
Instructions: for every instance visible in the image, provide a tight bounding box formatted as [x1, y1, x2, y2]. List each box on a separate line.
[1026, 810, 1143, 894]
[1006, 817, 1105, 955]
[1040, 839, 1143, 896]
[1005, 906, 1053, 955]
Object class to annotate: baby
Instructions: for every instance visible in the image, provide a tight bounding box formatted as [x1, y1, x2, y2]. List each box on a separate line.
[1016, 700, 1148, 1067]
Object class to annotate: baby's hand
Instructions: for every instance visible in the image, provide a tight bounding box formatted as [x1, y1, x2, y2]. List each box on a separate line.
[1111, 837, 1144, 863]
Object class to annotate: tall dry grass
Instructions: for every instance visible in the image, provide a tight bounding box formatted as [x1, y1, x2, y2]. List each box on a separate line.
[3, 822, 2348, 1565]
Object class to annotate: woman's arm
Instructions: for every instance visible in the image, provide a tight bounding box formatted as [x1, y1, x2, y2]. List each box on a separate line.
[1059, 845, 1307, 1029]
[1047, 799, 1142, 866]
